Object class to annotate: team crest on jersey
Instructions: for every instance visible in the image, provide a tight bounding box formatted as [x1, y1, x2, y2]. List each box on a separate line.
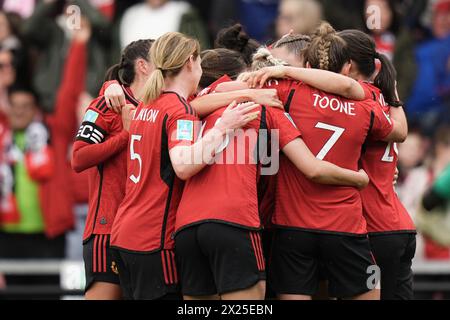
[176, 120, 194, 141]
[284, 113, 297, 129]
[83, 110, 99, 123]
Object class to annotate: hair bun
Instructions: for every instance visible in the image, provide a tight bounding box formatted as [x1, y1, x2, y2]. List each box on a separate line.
[314, 22, 336, 38]
[215, 23, 250, 53]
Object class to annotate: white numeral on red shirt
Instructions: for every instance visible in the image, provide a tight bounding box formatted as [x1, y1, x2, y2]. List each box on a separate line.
[129, 134, 142, 184]
[315, 122, 345, 160]
[381, 142, 398, 162]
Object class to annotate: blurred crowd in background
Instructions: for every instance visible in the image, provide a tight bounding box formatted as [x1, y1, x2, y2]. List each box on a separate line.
[0, 0, 449, 290]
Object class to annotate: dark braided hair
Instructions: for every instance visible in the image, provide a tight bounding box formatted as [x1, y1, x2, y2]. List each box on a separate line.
[105, 39, 154, 86]
[304, 22, 350, 73]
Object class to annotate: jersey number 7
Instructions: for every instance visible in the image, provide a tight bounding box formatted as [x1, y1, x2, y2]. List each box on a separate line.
[315, 122, 345, 160]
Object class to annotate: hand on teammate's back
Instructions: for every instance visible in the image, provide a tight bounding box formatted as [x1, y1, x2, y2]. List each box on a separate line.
[249, 89, 283, 109]
[105, 83, 127, 114]
[241, 66, 288, 89]
[215, 101, 260, 132]
[357, 169, 370, 190]
[121, 104, 136, 131]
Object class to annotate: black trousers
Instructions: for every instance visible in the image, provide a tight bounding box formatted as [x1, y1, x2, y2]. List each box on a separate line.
[369, 233, 416, 300]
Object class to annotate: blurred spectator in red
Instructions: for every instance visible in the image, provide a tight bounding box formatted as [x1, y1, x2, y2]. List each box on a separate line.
[406, 0, 450, 133]
[119, 0, 209, 49]
[22, 0, 113, 113]
[0, 86, 65, 258]
[46, 14, 93, 260]
[276, 0, 322, 38]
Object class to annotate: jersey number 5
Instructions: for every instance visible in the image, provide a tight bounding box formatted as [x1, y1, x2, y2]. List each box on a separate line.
[315, 122, 345, 160]
[130, 134, 142, 184]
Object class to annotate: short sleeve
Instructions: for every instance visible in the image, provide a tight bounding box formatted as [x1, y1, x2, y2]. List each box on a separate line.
[167, 103, 200, 150]
[197, 75, 233, 98]
[359, 80, 375, 101]
[268, 108, 302, 149]
[99, 80, 119, 96]
[369, 103, 394, 141]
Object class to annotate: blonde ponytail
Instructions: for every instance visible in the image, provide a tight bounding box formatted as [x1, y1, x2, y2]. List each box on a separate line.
[142, 69, 165, 104]
[141, 32, 200, 104]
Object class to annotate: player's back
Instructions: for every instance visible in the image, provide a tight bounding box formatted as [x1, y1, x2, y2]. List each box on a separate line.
[358, 82, 415, 233]
[77, 96, 129, 241]
[111, 92, 197, 253]
[176, 104, 300, 233]
[274, 83, 387, 234]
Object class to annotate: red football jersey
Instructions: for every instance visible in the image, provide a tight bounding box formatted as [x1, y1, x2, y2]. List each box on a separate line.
[272, 82, 394, 235]
[196, 75, 233, 98]
[175, 106, 301, 233]
[358, 82, 415, 233]
[110, 92, 199, 253]
[74, 91, 136, 241]
[258, 79, 299, 225]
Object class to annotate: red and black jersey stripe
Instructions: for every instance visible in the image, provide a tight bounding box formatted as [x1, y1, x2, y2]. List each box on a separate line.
[163, 91, 196, 116]
[92, 234, 109, 273]
[249, 231, 265, 272]
[93, 97, 109, 114]
[122, 85, 140, 107]
[160, 249, 178, 285]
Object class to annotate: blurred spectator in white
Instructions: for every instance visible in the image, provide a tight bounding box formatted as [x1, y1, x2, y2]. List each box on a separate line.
[1, 0, 36, 19]
[398, 127, 450, 260]
[276, 0, 322, 38]
[119, 0, 209, 49]
[23, 0, 113, 113]
[398, 128, 430, 182]
[406, 0, 450, 132]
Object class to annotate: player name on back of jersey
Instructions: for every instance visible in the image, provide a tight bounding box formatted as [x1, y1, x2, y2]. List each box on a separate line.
[133, 108, 160, 123]
[312, 93, 356, 116]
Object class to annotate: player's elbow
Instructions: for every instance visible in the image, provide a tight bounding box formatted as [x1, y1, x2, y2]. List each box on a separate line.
[304, 167, 323, 182]
[388, 129, 407, 143]
[71, 153, 85, 173]
[71, 159, 84, 173]
[342, 80, 363, 100]
[173, 165, 193, 181]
